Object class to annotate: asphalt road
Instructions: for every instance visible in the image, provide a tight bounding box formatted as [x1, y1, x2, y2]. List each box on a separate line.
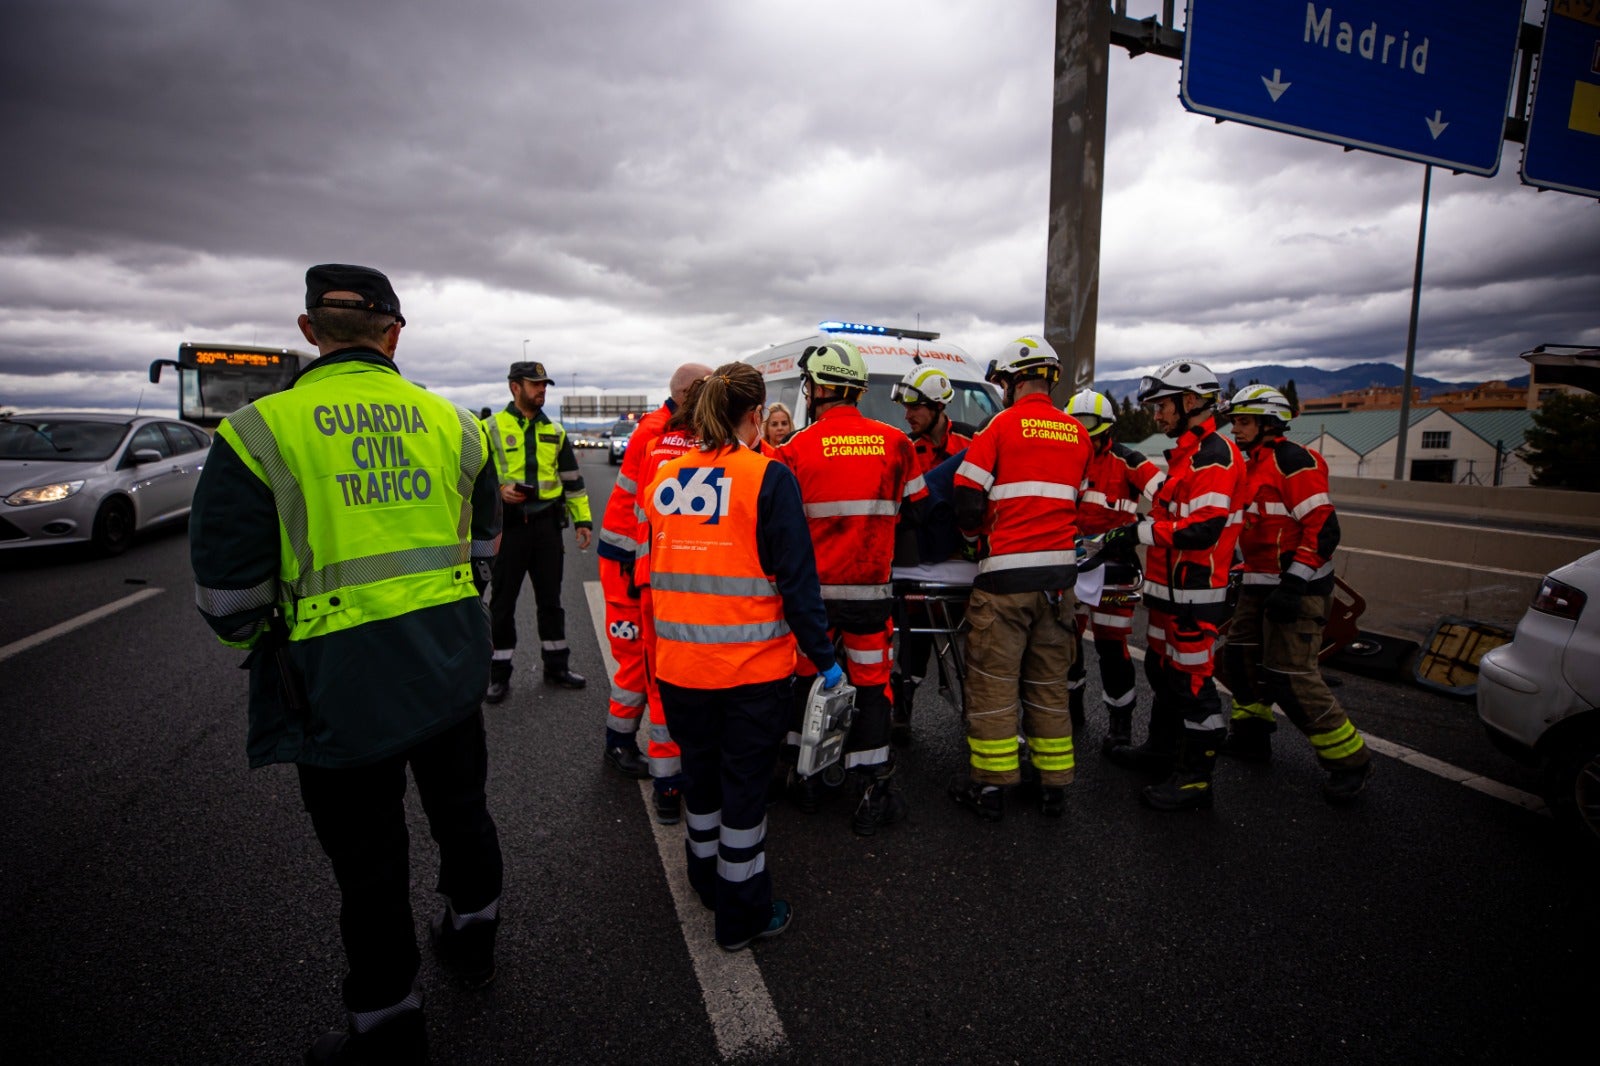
[0, 449, 1595, 1065]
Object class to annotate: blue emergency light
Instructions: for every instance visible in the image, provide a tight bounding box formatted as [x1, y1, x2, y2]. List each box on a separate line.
[818, 321, 940, 341]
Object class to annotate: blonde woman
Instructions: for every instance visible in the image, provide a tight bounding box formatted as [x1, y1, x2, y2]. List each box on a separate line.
[762, 402, 794, 448]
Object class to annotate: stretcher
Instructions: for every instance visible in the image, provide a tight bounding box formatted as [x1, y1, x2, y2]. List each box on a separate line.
[891, 560, 977, 717]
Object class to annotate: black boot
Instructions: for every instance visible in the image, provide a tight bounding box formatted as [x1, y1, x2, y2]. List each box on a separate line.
[430, 905, 498, 989]
[1106, 739, 1176, 774]
[307, 1002, 427, 1065]
[1140, 771, 1215, 811]
[1220, 717, 1275, 763]
[1324, 761, 1373, 805]
[1101, 706, 1133, 755]
[603, 729, 649, 778]
[948, 776, 1004, 822]
[851, 770, 907, 837]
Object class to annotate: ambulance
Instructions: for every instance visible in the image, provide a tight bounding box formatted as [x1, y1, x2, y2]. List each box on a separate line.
[742, 321, 1002, 432]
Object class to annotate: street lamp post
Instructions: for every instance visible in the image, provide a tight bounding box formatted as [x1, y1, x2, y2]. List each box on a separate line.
[522, 339, 530, 361]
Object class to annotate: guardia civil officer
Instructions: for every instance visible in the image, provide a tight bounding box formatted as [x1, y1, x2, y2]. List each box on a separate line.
[485, 360, 592, 699]
[643, 361, 840, 951]
[190, 265, 504, 1064]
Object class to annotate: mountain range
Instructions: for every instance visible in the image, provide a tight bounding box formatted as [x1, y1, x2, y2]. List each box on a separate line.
[1092, 362, 1529, 404]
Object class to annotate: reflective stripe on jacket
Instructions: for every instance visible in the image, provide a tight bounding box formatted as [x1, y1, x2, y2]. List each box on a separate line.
[645, 444, 799, 685]
[1136, 415, 1247, 622]
[1237, 436, 1340, 592]
[1076, 439, 1165, 537]
[779, 405, 927, 603]
[952, 393, 1092, 593]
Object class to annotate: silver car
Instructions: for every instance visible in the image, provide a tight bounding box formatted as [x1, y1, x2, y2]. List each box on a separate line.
[0, 413, 211, 555]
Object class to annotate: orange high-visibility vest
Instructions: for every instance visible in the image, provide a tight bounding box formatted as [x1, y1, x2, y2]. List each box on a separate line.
[645, 443, 797, 685]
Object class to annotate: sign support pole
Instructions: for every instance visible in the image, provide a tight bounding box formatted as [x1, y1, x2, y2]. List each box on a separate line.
[1393, 164, 1432, 481]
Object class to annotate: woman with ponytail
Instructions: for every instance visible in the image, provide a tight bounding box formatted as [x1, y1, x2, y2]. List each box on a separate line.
[641, 362, 839, 951]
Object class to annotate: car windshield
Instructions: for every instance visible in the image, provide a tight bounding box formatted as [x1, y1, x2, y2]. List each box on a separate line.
[612, 422, 636, 438]
[0, 419, 129, 461]
[852, 375, 1001, 433]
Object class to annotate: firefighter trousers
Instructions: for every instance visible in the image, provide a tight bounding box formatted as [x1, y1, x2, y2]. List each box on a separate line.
[961, 588, 1077, 787]
[1144, 608, 1226, 771]
[1068, 601, 1137, 717]
[792, 618, 895, 775]
[661, 677, 790, 949]
[1222, 591, 1369, 770]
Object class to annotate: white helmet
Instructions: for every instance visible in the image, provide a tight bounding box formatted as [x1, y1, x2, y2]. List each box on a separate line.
[1225, 384, 1294, 425]
[985, 334, 1060, 385]
[1065, 389, 1117, 437]
[799, 339, 870, 390]
[891, 365, 954, 407]
[1136, 359, 1221, 404]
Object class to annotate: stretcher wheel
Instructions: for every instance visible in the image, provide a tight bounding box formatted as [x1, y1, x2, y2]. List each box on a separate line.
[821, 762, 847, 789]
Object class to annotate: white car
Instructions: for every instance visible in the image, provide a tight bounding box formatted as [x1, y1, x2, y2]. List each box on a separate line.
[1477, 548, 1600, 851]
[0, 413, 211, 555]
[607, 420, 636, 465]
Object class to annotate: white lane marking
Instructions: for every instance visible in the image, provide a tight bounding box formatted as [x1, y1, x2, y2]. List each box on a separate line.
[1336, 545, 1545, 581]
[0, 587, 165, 665]
[1125, 642, 1548, 815]
[583, 581, 787, 1060]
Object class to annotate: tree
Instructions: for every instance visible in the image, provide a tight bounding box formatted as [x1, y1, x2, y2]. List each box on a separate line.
[1112, 394, 1157, 445]
[1524, 391, 1600, 491]
[1280, 378, 1300, 416]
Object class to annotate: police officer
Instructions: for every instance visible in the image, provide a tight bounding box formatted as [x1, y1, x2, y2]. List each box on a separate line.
[950, 336, 1092, 820]
[190, 264, 504, 1064]
[1221, 385, 1373, 803]
[485, 360, 592, 699]
[1063, 389, 1164, 750]
[1103, 360, 1247, 811]
[780, 339, 927, 835]
[643, 361, 840, 951]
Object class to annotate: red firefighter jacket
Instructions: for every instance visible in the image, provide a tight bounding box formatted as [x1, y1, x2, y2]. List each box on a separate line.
[952, 393, 1092, 594]
[1237, 436, 1340, 594]
[1135, 415, 1247, 623]
[630, 423, 697, 587]
[598, 402, 672, 565]
[1076, 439, 1165, 538]
[779, 405, 927, 614]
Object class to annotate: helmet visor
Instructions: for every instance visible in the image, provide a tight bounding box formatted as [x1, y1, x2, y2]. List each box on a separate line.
[1075, 412, 1111, 434]
[890, 381, 925, 406]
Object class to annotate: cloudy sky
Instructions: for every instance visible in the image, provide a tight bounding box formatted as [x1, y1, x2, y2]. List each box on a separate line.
[1, 0, 1595, 417]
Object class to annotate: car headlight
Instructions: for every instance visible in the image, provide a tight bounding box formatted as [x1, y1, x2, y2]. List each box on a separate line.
[4, 480, 86, 506]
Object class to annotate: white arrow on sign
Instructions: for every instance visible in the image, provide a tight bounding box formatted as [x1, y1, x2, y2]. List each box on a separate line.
[1261, 69, 1291, 102]
[1426, 109, 1449, 139]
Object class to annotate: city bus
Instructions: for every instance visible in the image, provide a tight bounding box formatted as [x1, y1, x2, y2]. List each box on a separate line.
[148, 342, 314, 429]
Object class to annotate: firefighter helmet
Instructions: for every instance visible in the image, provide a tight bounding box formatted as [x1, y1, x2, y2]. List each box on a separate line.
[799, 339, 870, 391]
[1065, 389, 1117, 437]
[1225, 384, 1294, 424]
[985, 335, 1060, 385]
[1135, 359, 1221, 405]
[891, 365, 954, 407]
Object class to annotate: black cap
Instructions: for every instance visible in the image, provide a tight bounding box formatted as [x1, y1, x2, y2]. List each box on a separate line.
[508, 361, 554, 383]
[305, 264, 405, 326]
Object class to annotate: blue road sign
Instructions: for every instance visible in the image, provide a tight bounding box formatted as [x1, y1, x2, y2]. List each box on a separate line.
[1181, 0, 1525, 175]
[1522, 1, 1600, 199]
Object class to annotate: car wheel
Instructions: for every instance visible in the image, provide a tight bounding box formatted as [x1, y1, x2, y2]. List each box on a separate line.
[92, 496, 135, 556]
[1545, 726, 1600, 854]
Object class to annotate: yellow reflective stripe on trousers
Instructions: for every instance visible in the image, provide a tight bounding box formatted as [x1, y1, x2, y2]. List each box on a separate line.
[1231, 699, 1274, 722]
[968, 735, 1019, 772]
[1026, 734, 1075, 771]
[1311, 720, 1365, 761]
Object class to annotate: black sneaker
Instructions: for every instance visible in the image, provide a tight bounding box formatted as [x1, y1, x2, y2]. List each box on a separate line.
[484, 680, 509, 705]
[948, 777, 1004, 822]
[1323, 762, 1373, 805]
[654, 788, 682, 825]
[1040, 786, 1066, 818]
[429, 907, 497, 989]
[544, 668, 587, 690]
[605, 744, 650, 779]
[307, 1004, 427, 1065]
[719, 900, 793, 952]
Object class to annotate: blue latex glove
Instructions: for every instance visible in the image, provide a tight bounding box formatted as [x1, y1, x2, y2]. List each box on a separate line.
[819, 663, 844, 690]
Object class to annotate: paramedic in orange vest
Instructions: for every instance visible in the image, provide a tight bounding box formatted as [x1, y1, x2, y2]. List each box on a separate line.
[1102, 360, 1247, 811]
[643, 361, 839, 952]
[779, 339, 928, 836]
[1062, 389, 1165, 752]
[1221, 385, 1373, 804]
[949, 335, 1092, 822]
[597, 362, 710, 792]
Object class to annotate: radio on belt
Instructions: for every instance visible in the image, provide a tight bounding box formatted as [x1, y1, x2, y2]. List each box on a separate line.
[795, 676, 856, 779]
